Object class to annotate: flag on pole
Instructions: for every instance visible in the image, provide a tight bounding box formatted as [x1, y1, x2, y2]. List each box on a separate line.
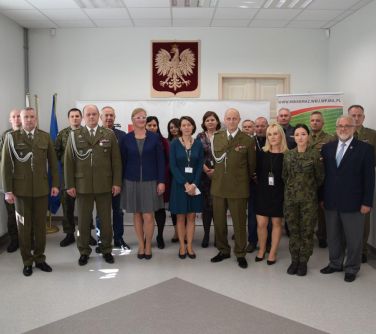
[25, 93, 30, 107]
[48, 94, 62, 214]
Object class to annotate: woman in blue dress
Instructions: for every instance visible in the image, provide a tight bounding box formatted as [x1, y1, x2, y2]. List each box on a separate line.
[170, 116, 204, 259]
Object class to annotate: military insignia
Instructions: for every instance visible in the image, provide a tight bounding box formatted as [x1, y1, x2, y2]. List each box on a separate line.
[20, 152, 23, 157]
[79, 150, 83, 154]
[99, 139, 110, 146]
[78, 135, 83, 138]
[234, 145, 246, 152]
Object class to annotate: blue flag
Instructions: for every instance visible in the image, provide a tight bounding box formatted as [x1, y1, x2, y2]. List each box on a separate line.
[48, 94, 62, 214]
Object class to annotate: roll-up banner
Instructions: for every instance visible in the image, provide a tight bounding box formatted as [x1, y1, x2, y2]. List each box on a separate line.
[277, 93, 344, 134]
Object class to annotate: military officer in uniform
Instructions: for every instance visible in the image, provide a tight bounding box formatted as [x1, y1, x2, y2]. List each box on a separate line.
[348, 104, 376, 263]
[0, 109, 21, 253]
[210, 108, 256, 269]
[309, 111, 334, 248]
[55, 108, 99, 247]
[64, 104, 122, 266]
[1, 107, 59, 276]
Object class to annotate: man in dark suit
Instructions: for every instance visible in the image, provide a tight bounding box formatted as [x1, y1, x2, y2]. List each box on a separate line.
[277, 108, 296, 150]
[320, 115, 374, 282]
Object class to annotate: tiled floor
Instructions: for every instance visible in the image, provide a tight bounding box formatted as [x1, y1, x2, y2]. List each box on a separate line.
[1, 225, 375, 334]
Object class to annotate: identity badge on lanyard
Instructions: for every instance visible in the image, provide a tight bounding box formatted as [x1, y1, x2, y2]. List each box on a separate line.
[185, 149, 193, 174]
[268, 172, 274, 186]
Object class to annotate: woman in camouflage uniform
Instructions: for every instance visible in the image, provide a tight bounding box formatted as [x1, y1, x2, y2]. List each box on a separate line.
[283, 124, 324, 276]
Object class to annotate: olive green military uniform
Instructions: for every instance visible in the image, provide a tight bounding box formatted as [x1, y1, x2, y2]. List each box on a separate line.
[1, 128, 59, 266]
[0, 129, 18, 245]
[55, 126, 80, 234]
[283, 148, 324, 263]
[211, 130, 256, 257]
[309, 130, 334, 244]
[64, 126, 122, 256]
[354, 126, 376, 257]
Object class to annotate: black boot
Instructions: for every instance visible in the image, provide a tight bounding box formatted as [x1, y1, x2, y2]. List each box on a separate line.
[287, 262, 299, 275]
[297, 262, 307, 276]
[60, 233, 75, 247]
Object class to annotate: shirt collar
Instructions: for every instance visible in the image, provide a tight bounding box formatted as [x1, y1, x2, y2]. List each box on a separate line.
[339, 136, 353, 147]
[86, 125, 98, 135]
[227, 128, 239, 138]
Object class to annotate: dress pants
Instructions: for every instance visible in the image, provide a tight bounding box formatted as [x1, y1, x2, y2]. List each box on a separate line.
[213, 196, 247, 257]
[77, 192, 112, 256]
[362, 212, 370, 256]
[61, 190, 76, 234]
[325, 210, 364, 274]
[14, 196, 48, 266]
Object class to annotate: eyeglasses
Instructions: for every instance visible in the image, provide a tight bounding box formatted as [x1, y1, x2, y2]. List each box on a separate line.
[336, 125, 354, 130]
[133, 116, 147, 121]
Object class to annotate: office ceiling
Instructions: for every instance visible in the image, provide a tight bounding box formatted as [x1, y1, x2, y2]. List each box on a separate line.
[0, 0, 373, 29]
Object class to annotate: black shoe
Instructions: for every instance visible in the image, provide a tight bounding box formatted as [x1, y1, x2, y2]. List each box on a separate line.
[103, 253, 114, 264]
[267, 259, 276, 265]
[297, 262, 307, 276]
[320, 265, 343, 274]
[287, 262, 299, 275]
[201, 234, 209, 248]
[7, 240, 19, 253]
[137, 253, 145, 259]
[362, 254, 368, 263]
[171, 237, 179, 243]
[78, 255, 89, 266]
[156, 235, 165, 249]
[187, 251, 196, 259]
[35, 261, 52, 272]
[60, 233, 75, 247]
[179, 251, 187, 259]
[114, 238, 131, 250]
[255, 255, 265, 262]
[237, 257, 248, 269]
[318, 239, 328, 248]
[144, 253, 152, 260]
[246, 243, 256, 253]
[95, 245, 102, 254]
[89, 236, 97, 246]
[23, 265, 33, 277]
[344, 273, 356, 282]
[211, 252, 230, 263]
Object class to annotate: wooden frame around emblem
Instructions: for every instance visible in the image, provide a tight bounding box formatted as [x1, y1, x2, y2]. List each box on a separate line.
[151, 40, 201, 98]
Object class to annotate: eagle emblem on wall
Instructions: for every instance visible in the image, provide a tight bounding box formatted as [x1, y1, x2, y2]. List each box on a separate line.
[155, 44, 195, 91]
[151, 41, 200, 97]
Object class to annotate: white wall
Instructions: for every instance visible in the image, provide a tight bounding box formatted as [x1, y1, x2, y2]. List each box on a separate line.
[0, 13, 25, 135]
[28, 27, 329, 130]
[328, 0, 376, 129]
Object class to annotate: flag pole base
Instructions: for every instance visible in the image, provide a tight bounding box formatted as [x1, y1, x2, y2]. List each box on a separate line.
[46, 224, 59, 234]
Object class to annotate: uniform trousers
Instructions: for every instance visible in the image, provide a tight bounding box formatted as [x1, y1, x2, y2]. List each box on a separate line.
[4, 199, 18, 242]
[315, 204, 327, 242]
[61, 190, 76, 234]
[285, 201, 316, 263]
[325, 210, 364, 275]
[14, 195, 48, 266]
[77, 192, 112, 256]
[213, 196, 247, 257]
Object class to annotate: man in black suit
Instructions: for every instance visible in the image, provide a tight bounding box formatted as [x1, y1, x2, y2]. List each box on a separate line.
[320, 115, 374, 282]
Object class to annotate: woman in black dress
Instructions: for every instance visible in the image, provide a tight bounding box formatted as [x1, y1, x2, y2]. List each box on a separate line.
[254, 123, 288, 265]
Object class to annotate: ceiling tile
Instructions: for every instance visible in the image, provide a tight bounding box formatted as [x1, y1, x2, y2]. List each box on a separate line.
[0, 0, 33, 10]
[255, 9, 301, 20]
[84, 8, 129, 19]
[17, 19, 57, 28]
[295, 9, 343, 21]
[211, 19, 250, 27]
[214, 8, 257, 19]
[93, 19, 133, 27]
[173, 19, 211, 26]
[287, 20, 328, 28]
[123, 0, 170, 7]
[54, 19, 95, 27]
[217, 0, 264, 8]
[133, 18, 171, 26]
[172, 8, 215, 19]
[127, 7, 170, 19]
[27, 0, 79, 9]
[2, 9, 46, 20]
[307, 0, 361, 10]
[40, 9, 88, 20]
[249, 19, 289, 28]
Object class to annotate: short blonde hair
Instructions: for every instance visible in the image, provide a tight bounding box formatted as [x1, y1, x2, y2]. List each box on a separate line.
[131, 107, 147, 119]
[263, 123, 288, 153]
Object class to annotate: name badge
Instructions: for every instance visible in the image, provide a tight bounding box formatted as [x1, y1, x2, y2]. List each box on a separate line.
[185, 167, 193, 174]
[268, 172, 274, 186]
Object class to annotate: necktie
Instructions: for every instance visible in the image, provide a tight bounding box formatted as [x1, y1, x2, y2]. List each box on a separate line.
[336, 142, 346, 167]
[228, 134, 233, 141]
[28, 132, 33, 141]
[90, 128, 95, 138]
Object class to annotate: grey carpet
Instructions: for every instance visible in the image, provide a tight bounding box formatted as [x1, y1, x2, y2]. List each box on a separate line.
[26, 278, 327, 334]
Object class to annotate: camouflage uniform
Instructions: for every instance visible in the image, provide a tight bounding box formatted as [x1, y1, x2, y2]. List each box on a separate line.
[309, 130, 334, 244]
[0, 129, 18, 244]
[283, 148, 324, 263]
[354, 126, 376, 257]
[55, 126, 79, 234]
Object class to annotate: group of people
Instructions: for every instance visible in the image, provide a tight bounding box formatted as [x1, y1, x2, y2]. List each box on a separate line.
[1, 104, 375, 283]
